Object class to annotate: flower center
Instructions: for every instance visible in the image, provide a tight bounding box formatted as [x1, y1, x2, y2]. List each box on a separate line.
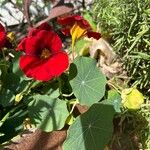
[40, 48, 51, 59]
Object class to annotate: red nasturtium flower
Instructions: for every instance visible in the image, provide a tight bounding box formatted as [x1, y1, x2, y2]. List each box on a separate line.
[0, 23, 6, 49]
[57, 15, 101, 46]
[16, 23, 69, 81]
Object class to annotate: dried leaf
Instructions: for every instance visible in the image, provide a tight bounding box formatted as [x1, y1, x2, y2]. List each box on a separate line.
[89, 38, 116, 65]
[89, 38, 124, 78]
[35, 4, 73, 27]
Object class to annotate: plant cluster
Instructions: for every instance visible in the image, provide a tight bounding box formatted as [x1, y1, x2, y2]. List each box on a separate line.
[93, 0, 150, 148]
[0, 2, 147, 149]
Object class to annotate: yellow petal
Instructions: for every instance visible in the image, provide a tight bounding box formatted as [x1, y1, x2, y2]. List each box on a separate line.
[7, 32, 15, 42]
[15, 93, 23, 104]
[70, 22, 87, 48]
[121, 88, 144, 109]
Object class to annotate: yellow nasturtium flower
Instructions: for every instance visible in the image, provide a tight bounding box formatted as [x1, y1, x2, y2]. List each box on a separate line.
[121, 88, 144, 109]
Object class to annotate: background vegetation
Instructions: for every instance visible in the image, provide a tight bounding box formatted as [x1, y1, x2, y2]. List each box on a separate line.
[93, 0, 150, 96]
[93, 0, 150, 149]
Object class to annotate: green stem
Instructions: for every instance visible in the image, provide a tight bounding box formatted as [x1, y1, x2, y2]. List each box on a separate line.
[15, 80, 37, 104]
[0, 112, 10, 127]
[68, 99, 79, 114]
[57, 77, 63, 98]
[70, 100, 78, 114]
[0, 103, 23, 127]
[13, 39, 18, 48]
[62, 92, 73, 97]
[1, 48, 7, 74]
[107, 82, 122, 94]
[71, 38, 75, 61]
[22, 80, 36, 95]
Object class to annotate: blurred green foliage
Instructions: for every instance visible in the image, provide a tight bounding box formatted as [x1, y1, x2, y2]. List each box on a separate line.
[93, 0, 150, 95]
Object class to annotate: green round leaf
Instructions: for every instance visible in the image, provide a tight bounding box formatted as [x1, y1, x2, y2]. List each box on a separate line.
[69, 57, 106, 106]
[28, 94, 69, 132]
[63, 103, 115, 150]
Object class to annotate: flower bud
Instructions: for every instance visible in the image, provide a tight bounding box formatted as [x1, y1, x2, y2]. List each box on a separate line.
[121, 88, 144, 109]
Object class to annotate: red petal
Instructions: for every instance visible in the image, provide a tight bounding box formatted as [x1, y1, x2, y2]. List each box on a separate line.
[48, 51, 69, 77]
[28, 28, 38, 37]
[57, 15, 75, 26]
[17, 29, 62, 55]
[25, 37, 42, 55]
[0, 23, 6, 49]
[38, 22, 52, 31]
[81, 19, 91, 29]
[74, 15, 83, 20]
[58, 15, 87, 26]
[61, 28, 70, 36]
[28, 23, 52, 37]
[74, 15, 91, 29]
[0, 23, 5, 32]
[46, 31, 62, 53]
[87, 31, 101, 40]
[20, 55, 51, 81]
[16, 38, 27, 51]
[19, 52, 69, 81]
[0, 31, 6, 49]
[58, 15, 91, 35]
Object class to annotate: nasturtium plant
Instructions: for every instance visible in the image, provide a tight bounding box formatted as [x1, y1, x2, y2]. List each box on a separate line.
[0, 4, 146, 149]
[28, 94, 69, 132]
[69, 56, 107, 106]
[63, 103, 115, 150]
